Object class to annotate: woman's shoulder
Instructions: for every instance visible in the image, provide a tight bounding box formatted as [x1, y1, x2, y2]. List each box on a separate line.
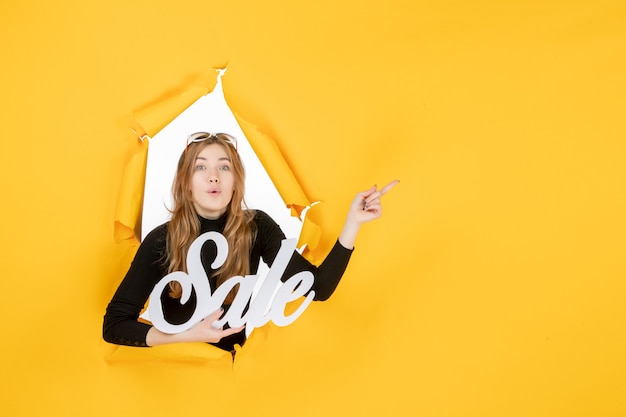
[249, 209, 279, 227]
[247, 209, 286, 244]
[140, 221, 169, 246]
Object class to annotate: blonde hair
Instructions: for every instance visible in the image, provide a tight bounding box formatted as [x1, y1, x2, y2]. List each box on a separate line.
[166, 134, 256, 303]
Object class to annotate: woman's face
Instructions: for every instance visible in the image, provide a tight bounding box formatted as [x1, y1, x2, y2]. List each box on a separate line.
[190, 143, 235, 219]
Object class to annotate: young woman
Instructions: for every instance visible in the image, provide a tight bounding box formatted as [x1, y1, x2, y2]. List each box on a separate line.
[103, 132, 398, 353]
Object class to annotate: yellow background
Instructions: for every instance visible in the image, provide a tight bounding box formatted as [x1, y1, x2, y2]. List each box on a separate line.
[2, 1, 625, 416]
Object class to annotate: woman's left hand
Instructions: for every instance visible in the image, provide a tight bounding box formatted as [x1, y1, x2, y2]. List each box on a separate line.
[348, 180, 400, 225]
[339, 180, 399, 249]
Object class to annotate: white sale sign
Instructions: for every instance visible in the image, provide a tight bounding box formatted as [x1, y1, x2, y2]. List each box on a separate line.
[146, 232, 315, 335]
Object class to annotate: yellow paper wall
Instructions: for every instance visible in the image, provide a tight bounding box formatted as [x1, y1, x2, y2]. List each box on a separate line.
[1, 1, 625, 416]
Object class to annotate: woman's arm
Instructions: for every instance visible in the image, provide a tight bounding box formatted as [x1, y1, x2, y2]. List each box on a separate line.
[257, 180, 399, 301]
[103, 224, 244, 347]
[103, 226, 168, 346]
[310, 180, 400, 299]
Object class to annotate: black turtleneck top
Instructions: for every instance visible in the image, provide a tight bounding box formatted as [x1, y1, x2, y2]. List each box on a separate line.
[103, 210, 353, 351]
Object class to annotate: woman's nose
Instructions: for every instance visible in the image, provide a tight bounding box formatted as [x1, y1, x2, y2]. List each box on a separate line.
[208, 173, 219, 183]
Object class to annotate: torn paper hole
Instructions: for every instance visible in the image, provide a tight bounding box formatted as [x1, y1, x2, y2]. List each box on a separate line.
[139, 70, 312, 336]
[141, 70, 304, 241]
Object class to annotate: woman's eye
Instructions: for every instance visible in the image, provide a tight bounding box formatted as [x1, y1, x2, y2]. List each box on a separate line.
[219, 165, 230, 171]
[195, 165, 206, 171]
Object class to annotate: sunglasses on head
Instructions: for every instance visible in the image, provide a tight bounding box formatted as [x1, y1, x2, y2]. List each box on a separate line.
[185, 132, 238, 153]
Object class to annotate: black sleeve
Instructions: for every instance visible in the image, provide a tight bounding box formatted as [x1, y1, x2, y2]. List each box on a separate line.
[255, 211, 353, 301]
[102, 225, 168, 346]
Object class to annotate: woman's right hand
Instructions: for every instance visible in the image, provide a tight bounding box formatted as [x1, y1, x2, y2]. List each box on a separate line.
[186, 309, 245, 343]
[146, 309, 244, 346]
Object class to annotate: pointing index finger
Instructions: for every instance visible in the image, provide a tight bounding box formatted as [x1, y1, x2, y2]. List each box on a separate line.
[379, 180, 400, 196]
